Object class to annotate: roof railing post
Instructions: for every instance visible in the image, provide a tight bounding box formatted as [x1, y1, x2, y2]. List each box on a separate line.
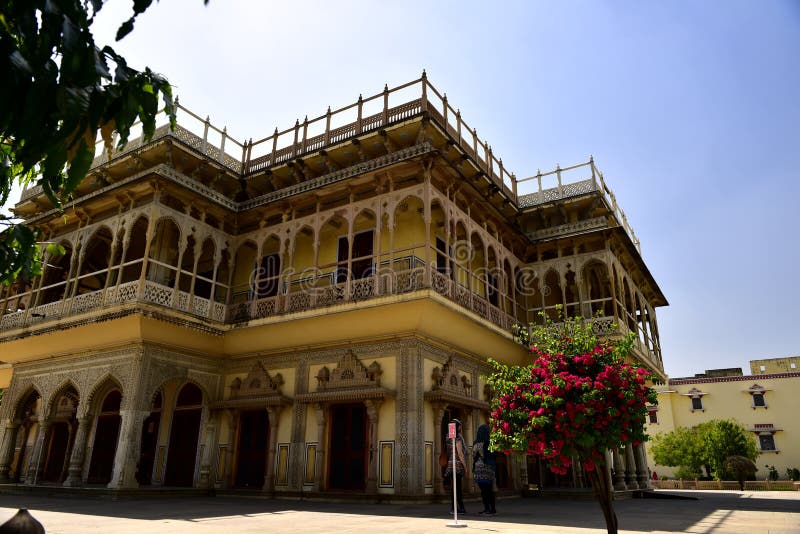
[324, 106, 331, 145]
[219, 126, 227, 165]
[498, 157, 504, 188]
[589, 155, 597, 190]
[556, 164, 563, 198]
[511, 173, 518, 197]
[382, 84, 389, 126]
[421, 69, 428, 111]
[302, 116, 308, 153]
[293, 119, 300, 157]
[485, 143, 492, 175]
[246, 138, 253, 167]
[442, 93, 448, 131]
[270, 128, 278, 166]
[241, 139, 248, 174]
[537, 169, 543, 204]
[472, 128, 478, 158]
[456, 109, 462, 145]
[356, 94, 363, 134]
[202, 115, 210, 155]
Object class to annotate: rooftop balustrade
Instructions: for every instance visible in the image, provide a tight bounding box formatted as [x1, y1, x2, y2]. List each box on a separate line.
[16, 74, 642, 253]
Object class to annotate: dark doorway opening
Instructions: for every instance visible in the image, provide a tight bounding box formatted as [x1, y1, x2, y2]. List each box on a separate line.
[137, 392, 163, 486]
[42, 422, 70, 482]
[163, 384, 202, 487]
[235, 410, 269, 488]
[87, 390, 122, 484]
[328, 403, 367, 491]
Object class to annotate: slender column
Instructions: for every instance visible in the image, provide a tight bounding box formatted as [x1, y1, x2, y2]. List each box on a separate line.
[170, 235, 187, 308]
[0, 421, 20, 482]
[263, 406, 280, 493]
[612, 447, 626, 490]
[423, 170, 432, 286]
[313, 403, 326, 492]
[624, 443, 639, 489]
[365, 399, 381, 493]
[113, 231, 132, 295]
[63, 416, 90, 486]
[25, 419, 50, 485]
[102, 236, 119, 301]
[634, 443, 650, 489]
[137, 216, 156, 298]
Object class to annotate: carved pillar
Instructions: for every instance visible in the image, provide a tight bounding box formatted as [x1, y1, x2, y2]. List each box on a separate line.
[365, 399, 381, 493]
[624, 443, 639, 489]
[107, 409, 147, 489]
[0, 421, 20, 482]
[263, 406, 280, 493]
[432, 402, 445, 494]
[25, 419, 50, 485]
[287, 361, 308, 491]
[313, 403, 326, 492]
[137, 215, 156, 298]
[59, 420, 77, 482]
[108, 348, 148, 489]
[170, 234, 188, 308]
[63, 416, 90, 487]
[634, 443, 650, 489]
[423, 175, 432, 286]
[612, 447, 626, 491]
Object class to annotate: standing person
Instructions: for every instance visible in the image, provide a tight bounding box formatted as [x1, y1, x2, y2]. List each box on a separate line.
[472, 424, 497, 515]
[444, 418, 468, 515]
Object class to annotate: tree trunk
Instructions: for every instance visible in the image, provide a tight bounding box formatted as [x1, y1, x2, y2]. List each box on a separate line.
[586, 462, 618, 534]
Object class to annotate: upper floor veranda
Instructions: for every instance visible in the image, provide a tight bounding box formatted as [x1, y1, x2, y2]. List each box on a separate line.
[3, 74, 666, 377]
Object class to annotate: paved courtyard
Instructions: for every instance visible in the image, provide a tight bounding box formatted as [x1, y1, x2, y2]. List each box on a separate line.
[0, 490, 798, 533]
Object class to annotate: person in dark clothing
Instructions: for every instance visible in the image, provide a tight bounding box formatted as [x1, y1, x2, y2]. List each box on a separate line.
[444, 418, 468, 514]
[472, 424, 497, 515]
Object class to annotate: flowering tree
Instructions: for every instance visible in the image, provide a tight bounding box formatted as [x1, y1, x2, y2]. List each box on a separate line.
[488, 315, 657, 534]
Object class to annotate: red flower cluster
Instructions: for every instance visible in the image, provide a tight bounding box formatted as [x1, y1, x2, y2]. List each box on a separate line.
[490, 339, 656, 475]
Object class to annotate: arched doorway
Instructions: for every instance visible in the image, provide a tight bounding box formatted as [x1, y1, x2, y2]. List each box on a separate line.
[234, 410, 269, 488]
[8, 390, 41, 481]
[42, 386, 79, 483]
[328, 403, 367, 491]
[164, 383, 203, 487]
[87, 389, 122, 484]
[137, 391, 163, 485]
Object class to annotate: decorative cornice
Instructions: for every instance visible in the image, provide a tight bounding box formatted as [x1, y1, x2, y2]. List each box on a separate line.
[295, 387, 394, 404]
[669, 373, 800, 385]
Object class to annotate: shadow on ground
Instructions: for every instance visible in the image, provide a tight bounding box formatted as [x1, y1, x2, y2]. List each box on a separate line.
[0, 490, 798, 532]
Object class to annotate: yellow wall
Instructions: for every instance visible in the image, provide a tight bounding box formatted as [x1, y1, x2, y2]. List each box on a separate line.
[646, 374, 800, 479]
[750, 357, 800, 375]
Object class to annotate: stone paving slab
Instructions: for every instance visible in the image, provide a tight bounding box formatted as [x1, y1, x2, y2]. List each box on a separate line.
[0, 490, 798, 533]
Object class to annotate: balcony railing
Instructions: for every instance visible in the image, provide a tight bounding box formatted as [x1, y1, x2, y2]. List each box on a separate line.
[0, 262, 517, 334]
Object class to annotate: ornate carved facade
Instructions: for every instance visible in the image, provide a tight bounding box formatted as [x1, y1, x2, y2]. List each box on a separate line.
[0, 73, 666, 497]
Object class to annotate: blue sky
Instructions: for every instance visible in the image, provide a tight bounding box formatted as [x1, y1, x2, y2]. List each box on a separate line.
[11, 1, 800, 376]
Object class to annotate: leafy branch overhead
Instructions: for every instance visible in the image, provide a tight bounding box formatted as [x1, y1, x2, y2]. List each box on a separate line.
[0, 0, 206, 285]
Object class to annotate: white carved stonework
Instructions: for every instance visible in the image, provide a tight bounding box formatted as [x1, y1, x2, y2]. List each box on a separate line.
[315, 350, 382, 391]
[431, 355, 471, 397]
[230, 362, 284, 399]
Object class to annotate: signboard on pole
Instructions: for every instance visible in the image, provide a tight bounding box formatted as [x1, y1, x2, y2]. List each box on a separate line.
[448, 422, 456, 439]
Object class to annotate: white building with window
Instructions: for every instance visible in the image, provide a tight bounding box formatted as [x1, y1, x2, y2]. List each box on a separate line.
[645, 358, 800, 479]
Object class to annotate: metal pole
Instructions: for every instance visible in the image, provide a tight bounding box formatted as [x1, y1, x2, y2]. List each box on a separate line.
[447, 423, 467, 528]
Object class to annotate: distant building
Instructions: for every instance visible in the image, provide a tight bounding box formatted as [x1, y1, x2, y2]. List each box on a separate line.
[0, 73, 666, 497]
[646, 357, 800, 479]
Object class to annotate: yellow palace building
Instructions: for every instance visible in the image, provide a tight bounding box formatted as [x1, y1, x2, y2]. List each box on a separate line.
[0, 73, 666, 498]
[646, 357, 800, 480]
